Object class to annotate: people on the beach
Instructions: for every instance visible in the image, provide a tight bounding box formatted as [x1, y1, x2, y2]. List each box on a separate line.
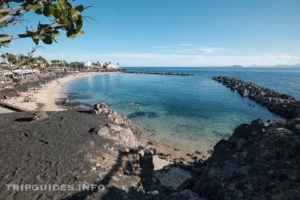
[90, 91, 93, 96]
[131, 102, 134, 107]
[23, 96, 34, 103]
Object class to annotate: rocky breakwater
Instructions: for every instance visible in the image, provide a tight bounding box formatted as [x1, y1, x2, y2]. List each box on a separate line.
[213, 76, 300, 119]
[124, 71, 193, 76]
[180, 118, 300, 199]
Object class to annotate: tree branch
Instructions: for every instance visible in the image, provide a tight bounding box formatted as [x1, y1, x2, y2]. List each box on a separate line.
[0, 5, 24, 14]
[0, 33, 29, 42]
[0, 27, 62, 43]
[17, 45, 41, 67]
[0, 8, 29, 24]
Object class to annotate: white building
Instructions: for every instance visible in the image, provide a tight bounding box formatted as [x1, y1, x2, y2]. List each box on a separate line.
[107, 64, 119, 69]
[13, 69, 40, 75]
[84, 61, 93, 68]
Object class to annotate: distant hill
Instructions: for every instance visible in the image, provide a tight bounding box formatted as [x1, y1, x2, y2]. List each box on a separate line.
[246, 63, 300, 68]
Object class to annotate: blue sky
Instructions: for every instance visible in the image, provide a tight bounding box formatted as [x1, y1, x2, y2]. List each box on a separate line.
[2, 0, 300, 66]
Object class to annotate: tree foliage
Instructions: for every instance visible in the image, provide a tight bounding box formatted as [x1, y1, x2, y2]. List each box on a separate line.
[0, 0, 86, 47]
[1, 51, 49, 70]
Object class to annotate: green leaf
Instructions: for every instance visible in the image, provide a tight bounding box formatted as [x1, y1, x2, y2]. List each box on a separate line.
[35, 9, 43, 15]
[26, 31, 34, 36]
[27, 2, 44, 10]
[39, 34, 46, 40]
[70, 8, 81, 20]
[77, 30, 84, 36]
[52, 20, 65, 27]
[53, 8, 61, 18]
[56, 0, 63, 10]
[38, 24, 50, 29]
[67, 30, 77, 39]
[52, 30, 60, 38]
[43, 5, 54, 17]
[75, 16, 83, 33]
[32, 38, 39, 45]
[0, 41, 11, 46]
[75, 5, 84, 12]
[42, 35, 53, 44]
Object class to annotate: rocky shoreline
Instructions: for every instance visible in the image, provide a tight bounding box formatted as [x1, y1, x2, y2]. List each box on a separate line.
[1, 106, 299, 199]
[179, 118, 300, 200]
[213, 76, 300, 119]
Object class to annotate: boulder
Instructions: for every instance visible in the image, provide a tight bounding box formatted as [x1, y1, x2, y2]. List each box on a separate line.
[180, 118, 300, 200]
[33, 111, 48, 120]
[241, 89, 249, 97]
[153, 155, 170, 170]
[98, 124, 140, 147]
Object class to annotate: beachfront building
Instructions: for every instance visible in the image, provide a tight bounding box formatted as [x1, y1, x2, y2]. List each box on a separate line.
[84, 61, 93, 69]
[13, 69, 40, 76]
[102, 62, 120, 69]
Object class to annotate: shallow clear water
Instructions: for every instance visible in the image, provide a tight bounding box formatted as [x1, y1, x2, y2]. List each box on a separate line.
[65, 67, 300, 152]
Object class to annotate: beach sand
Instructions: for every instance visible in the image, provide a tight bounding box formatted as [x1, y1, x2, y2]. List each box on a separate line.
[4, 72, 107, 111]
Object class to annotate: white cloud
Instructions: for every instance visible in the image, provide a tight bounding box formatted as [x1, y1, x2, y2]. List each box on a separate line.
[276, 55, 298, 60]
[199, 47, 227, 53]
[37, 52, 300, 67]
[199, 48, 214, 53]
[177, 44, 194, 47]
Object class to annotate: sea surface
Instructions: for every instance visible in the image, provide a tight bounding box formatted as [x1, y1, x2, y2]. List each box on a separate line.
[65, 67, 300, 152]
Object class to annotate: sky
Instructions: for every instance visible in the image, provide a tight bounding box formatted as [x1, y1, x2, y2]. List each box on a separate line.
[2, 0, 300, 67]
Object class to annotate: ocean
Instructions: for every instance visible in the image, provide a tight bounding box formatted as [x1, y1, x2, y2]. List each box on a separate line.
[65, 67, 300, 152]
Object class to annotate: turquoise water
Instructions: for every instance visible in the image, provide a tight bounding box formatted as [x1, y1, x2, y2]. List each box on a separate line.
[65, 67, 300, 152]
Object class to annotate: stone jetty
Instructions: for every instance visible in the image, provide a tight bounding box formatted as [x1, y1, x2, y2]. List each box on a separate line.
[213, 76, 300, 119]
[124, 71, 193, 76]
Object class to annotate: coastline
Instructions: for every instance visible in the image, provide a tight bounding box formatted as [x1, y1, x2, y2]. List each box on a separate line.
[2, 71, 202, 162]
[3, 72, 109, 112]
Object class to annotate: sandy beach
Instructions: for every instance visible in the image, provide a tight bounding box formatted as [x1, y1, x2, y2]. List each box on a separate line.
[3, 72, 108, 112]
